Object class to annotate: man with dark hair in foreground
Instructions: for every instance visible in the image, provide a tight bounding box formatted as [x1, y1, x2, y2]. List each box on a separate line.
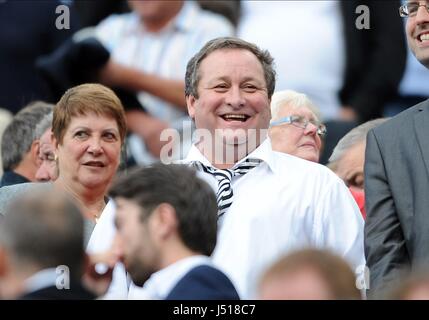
[110, 163, 239, 300]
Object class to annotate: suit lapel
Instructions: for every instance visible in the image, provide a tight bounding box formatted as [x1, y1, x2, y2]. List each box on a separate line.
[414, 101, 429, 178]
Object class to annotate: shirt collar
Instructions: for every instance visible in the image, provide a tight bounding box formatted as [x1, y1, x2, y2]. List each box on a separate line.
[143, 255, 211, 299]
[182, 138, 277, 174]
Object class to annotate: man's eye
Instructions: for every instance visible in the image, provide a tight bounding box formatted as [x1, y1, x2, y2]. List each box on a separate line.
[348, 175, 364, 189]
[214, 84, 228, 91]
[408, 4, 419, 14]
[243, 85, 257, 92]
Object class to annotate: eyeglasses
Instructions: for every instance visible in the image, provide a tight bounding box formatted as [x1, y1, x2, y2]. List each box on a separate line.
[270, 115, 327, 137]
[399, 2, 429, 17]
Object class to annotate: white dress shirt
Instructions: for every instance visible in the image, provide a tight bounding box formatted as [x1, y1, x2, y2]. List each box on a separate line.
[86, 200, 130, 299]
[92, 139, 365, 299]
[180, 139, 365, 298]
[128, 255, 212, 300]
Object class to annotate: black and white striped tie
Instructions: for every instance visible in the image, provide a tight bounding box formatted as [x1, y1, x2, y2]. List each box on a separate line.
[193, 159, 262, 217]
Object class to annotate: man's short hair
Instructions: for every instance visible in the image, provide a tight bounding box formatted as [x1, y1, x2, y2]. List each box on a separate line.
[0, 190, 85, 279]
[1, 101, 54, 170]
[185, 36, 276, 99]
[33, 112, 53, 142]
[109, 163, 218, 256]
[328, 118, 388, 169]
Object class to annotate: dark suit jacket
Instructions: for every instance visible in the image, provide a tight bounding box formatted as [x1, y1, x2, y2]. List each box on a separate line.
[165, 265, 240, 300]
[364, 99, 429, 295]
[0, 171, 30, 188]
[19, 282, 96, 300]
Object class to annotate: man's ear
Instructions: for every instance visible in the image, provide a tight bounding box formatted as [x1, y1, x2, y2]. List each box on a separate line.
[29, 140, 40, 166]
[186, 95, 197, 120]
[153, 203, 178, 240]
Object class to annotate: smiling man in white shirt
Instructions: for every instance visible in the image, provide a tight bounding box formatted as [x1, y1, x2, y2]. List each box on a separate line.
[177, 37, 365, 299]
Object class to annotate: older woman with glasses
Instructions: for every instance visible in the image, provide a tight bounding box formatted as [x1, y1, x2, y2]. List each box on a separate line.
[269, 90, 326, 163]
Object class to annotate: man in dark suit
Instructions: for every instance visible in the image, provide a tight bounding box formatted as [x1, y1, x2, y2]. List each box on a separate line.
[0, 189, 95, 300]
[364, 1, 429, 297]
[109, 163, 240, 300]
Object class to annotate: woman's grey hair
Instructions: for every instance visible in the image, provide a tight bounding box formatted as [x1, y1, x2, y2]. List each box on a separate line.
[270, 90, 322, 121]
[328, 118, 389, 166]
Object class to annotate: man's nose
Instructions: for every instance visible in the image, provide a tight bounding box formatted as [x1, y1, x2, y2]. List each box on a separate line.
[415, 3, 429, 23]
[35, 165, 50, 182]
[225, 87, 245, 109]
